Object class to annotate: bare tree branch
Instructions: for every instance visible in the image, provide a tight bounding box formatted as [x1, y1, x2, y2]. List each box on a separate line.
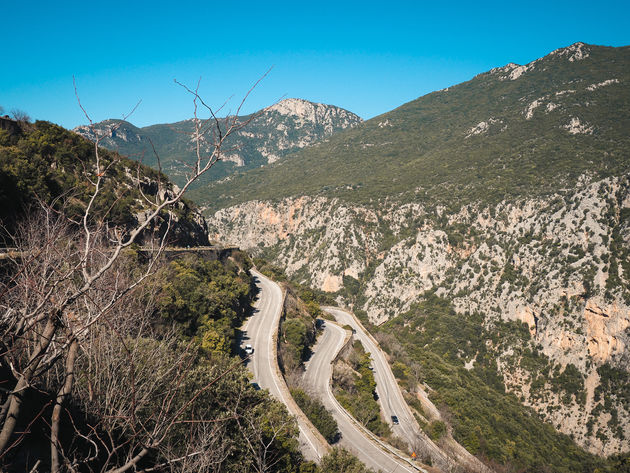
[0, 74, 273, 472]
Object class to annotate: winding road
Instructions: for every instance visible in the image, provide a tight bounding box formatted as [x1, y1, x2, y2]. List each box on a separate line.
[242, 272, 487, 473]
[241, 270, 329, 462]
[323, 307, 491, 473]
[323, 307, 449, 468]
[303, 319, 424, 473]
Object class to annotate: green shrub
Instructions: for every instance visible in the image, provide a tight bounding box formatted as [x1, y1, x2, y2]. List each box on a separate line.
[155, 256, 253, 354]
[319, 447, 374, 473]
[426, 420, 447, 441]
[291, 388, 340, 443]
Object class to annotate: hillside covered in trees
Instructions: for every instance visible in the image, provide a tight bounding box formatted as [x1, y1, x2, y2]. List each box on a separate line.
[0, 120, 373, 473]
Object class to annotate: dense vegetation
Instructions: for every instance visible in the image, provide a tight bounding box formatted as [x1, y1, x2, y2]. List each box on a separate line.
[0, 243, 311, 472]
[592, 363, 630, 441]
[199, 44, 630, 213]
[377, 294, 625, 473]
[155, 254, 254, 354]
[291, 388, 340, 444]
[277, 285, 320, 374]
[332, 340, 391, 438]
[0, 120, 206, 245]
[319, 447, 375, 473]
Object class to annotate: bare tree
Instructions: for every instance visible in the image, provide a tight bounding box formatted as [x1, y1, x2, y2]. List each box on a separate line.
[0, 78, 266, 471]
[9, 109, 30, 123]
[235, 400, 299, 473]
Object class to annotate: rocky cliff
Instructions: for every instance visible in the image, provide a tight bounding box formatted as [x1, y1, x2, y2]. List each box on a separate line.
[208, 172, 630, 455]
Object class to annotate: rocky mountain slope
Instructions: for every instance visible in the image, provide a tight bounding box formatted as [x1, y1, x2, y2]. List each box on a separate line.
[205, 43, 630, 460]
[74, 98, 361, 192]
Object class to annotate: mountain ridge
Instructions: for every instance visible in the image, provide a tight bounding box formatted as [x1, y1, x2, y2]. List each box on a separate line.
[0, 120, 209, 246]
[73, 98, 362, 189]
[198, 42, 629, 212]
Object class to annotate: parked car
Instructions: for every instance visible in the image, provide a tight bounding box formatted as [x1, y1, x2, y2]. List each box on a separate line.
[245, 344, 254, 355]
[391, 415, 399, 425]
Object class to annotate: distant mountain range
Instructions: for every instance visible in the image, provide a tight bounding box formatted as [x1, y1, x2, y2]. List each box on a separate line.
[204, 42, 630, 463]
[74, 98, 362, 190]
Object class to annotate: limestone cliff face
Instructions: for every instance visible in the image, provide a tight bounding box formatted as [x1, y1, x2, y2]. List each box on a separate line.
[208, 173, 630, 455]
[584, 299, 629, 363]
[210, 197, 380, 290]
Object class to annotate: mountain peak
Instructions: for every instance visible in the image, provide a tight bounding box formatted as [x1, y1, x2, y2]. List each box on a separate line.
[487, 62, 530, 80]
[268, 98, 325, 117]
[487, 42, 594, 81]
[73, 119, 143, 144]
[548, 41, 591, 62]
[266, 98, 362, 122]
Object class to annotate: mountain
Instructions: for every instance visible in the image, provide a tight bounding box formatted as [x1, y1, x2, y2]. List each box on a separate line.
[204, 42, 630, 465]
[73, 98, 362, 191]
[200, 42, 629, 211]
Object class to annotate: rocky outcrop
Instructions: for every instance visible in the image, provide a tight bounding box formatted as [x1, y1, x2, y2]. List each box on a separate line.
[584, 299, 630, 363]
[207, 173, 630, 455]
[267, 98, 361, 138]
[121, 166, 210, 247]
[74, 120, 144, 148]
[243, 98, 362, 164]
[488, 42, 592, 82]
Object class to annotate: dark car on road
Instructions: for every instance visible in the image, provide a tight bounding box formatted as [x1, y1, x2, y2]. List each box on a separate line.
[391, 415, 399, 425]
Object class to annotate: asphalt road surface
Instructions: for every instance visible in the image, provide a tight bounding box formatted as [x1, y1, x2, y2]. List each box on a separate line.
[242, 270, 328, 461]
[323, 307, 451, 470]
[303, 319, 423, 473]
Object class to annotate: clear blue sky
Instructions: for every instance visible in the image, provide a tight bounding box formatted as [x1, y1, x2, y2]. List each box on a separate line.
[2, 0, 628, 129]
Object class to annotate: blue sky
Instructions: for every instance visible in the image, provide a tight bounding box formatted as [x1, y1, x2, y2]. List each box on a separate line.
[2, 0, 628, 128]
